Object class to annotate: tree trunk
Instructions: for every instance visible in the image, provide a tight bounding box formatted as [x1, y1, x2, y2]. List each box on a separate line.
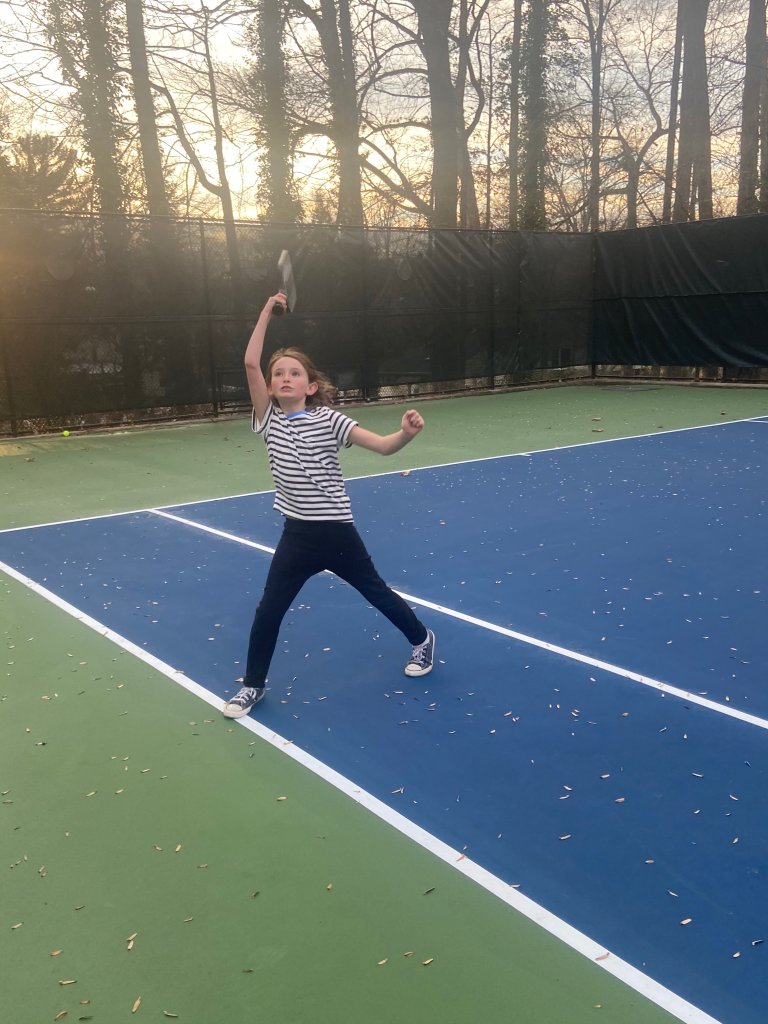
[455, 0, 481, 228]
[507, 0, 523, 228]
[662, 6, 683, 223]
[521, 0, 547, 230]
[291, 0, 364, 225]
[586, 0, 604, 232]
[319, 0, 364, 226]
[126, 0, 171, 219]
[737, 0, 765, 216]
[673, 0, 712, 222]
[47, 0, 126, 215]
[45, 0, 140, 395]
[258, 0, 298, 222]
[413, 0, 460, 229]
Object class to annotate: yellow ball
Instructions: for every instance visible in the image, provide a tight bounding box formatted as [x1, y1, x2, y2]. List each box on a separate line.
[62, 430, 70, 437]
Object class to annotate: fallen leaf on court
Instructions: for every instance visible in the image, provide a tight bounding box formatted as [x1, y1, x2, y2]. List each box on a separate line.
[276, 796, 287, 802]
[422, 958, 434, 966]
[50, 950, 63, 957]
[131, 996, 141, 1013]
[691, 772, 704, 778]
[614, 797, 626, 803]
[391, 787, 404, 794]
[732, 837, 740, 844]
[175, 845, 182, 853]
[559, 834, 572, 841]
[680, 918, 692, 925]
[11, 922, 22, 930]
[752, 939, 764, 946]
[59, 979, 77, 986]
[732, 951, 741, 958]
[163, 1013, 179, 1019]
[423, 887, 435, 895]
[54, 1012, 68, 1021]
[595, 953, 609, 961]
[377, 959, 388, 966]
[326, 883, 333, 891]
[403, 951, 414, 957]
[85, 791, 97, 797]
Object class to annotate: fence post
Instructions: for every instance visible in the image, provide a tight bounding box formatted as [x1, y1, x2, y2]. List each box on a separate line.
[0, 317, 18, 437]
[488, 230, 496, 389]
[198, 219, 219, 416]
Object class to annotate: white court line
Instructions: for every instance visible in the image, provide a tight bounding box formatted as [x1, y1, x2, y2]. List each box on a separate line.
[0, 555, 724, 1024]
[151, 508, 768, 734]
[1, 413, 765, 535]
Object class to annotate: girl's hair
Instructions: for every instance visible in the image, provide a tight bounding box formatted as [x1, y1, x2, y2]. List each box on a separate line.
[266, 347, 336, 408]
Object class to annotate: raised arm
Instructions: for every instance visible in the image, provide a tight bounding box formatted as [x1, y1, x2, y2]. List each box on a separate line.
[244, 292, 287, 421]
[349, 409, 424, 455]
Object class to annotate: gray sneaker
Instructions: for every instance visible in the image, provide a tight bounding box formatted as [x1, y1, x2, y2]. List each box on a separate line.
[404, 629, 435, 677]
[222, 685, 265, 718]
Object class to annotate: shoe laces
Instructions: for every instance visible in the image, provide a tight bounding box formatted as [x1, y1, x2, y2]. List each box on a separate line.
[231, 686, 258, 705]
[410, 634, 431, 664]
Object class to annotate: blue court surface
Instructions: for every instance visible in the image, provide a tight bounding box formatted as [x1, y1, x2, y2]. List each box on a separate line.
[2, 419, 767, 1024]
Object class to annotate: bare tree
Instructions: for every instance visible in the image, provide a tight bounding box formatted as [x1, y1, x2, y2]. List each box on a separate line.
[736, 0, 766, 215]
[126, 0, 172, 218]
[248, 0, 300, 222]
[673, 0, 713, 222]
[506, 0, 524, 228]
[602, 0, 677, 228]
[150, 1, 246, 305]
[286, 0, 364, 225]
[661, 4, 683, 222]
[559, 0, 625, 231]
[408, 0, 461, 227]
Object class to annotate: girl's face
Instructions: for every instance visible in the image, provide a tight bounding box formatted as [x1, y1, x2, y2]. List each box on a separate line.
[269, 356, 318, 408]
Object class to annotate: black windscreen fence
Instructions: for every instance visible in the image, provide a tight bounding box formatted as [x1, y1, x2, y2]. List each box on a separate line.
[593, 215, 768, 375]
[0, 210, 766, 435]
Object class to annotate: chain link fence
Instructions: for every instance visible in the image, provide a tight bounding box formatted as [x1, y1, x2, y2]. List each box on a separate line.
[0, 212, 593, 435]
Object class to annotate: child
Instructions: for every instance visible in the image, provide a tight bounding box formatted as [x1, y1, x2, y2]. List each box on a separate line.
[222, 292, 435, 718]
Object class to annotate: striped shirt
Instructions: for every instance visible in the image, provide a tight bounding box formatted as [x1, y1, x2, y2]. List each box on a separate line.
[253, 403, 358, 521]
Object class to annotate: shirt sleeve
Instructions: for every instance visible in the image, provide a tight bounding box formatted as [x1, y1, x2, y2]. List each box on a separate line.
[252, 402, 274, 436]
[328, 409, 358, 448]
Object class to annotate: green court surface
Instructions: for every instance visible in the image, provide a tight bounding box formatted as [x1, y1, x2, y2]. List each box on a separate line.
[3, 383, 767, 1023]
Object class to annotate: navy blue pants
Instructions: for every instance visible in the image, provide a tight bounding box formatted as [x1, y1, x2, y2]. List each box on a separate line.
[244, 518, 427, 687]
